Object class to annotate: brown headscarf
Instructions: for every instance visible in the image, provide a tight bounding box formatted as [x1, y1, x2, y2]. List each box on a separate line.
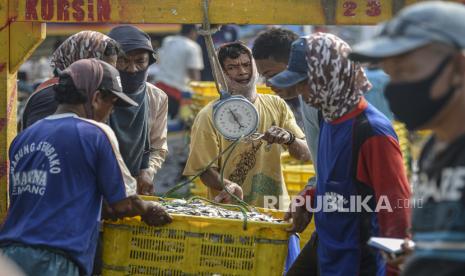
[60, 58, 104, 118]
[51, 31, 116, 71]
[305, 33, 372, 122]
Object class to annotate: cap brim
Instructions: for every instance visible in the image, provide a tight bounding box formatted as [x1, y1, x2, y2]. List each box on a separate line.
[268, 70, 308, 89]
[121, 45, 157, 64]
[349, 36, 432, 62]
[112, 91, 138, 107]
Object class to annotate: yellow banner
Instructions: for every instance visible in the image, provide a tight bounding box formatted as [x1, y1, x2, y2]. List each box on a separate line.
[14, 0, 450, 25]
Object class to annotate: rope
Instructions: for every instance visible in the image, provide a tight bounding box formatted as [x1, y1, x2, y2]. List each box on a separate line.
[199, 0, 229, 96]
[162, 138, 241, 197]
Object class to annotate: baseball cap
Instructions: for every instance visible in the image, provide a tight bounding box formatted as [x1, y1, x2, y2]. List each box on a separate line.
[58, 59, 137, 107]
[96, 60, 138, 107]
[108, 25, 157, 64]
[268, 37, 309, 89]
[350, 2, 465, 62]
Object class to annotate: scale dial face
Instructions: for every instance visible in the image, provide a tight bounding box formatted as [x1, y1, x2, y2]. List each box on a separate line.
[213, 97, 259, 140]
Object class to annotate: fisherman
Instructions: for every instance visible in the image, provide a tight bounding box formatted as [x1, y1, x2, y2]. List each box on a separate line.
[350, 2, 465, 275]
[184, 41, 310, 209]
[270, 33, 411, 276]
[0, 59, 172, 276]
[108, 25, 169, 195]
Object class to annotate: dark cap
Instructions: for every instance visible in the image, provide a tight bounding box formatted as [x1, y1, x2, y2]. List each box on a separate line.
[97, 60, 138, 107]
[108, 25, 157, 64]
[267, 37, 308, 89]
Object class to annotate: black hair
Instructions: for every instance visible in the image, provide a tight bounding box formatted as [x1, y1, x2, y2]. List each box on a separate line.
[180, 24, 197, 36]
[252, 28, 299, 63]
[17, 71, 28, 82]
[218, 42, 249, 68]
[104, 39, 121, 57]
[54, 74, 112, 105]
[54, 74, 88, 104]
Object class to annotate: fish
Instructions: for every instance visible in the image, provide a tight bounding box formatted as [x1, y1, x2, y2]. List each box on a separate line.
[159, 199, 283, 223]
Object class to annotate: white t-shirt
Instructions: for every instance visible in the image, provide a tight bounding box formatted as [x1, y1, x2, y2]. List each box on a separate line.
[155, 35, 204, 91]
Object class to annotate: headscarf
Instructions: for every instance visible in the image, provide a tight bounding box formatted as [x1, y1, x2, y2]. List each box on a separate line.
[51, 31, 116, 71]
[305, 33, 372, 122]
[59, 58, 104, 118]
[218, 42, 259, 97]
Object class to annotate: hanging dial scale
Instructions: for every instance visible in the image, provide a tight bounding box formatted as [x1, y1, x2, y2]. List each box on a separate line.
[199, 2, 259, 141]
[212, 92, 259, 141]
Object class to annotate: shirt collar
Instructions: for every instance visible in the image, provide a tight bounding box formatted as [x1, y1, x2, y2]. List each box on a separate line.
[45, 113, 79, 120]
[330, 98, 368, 125]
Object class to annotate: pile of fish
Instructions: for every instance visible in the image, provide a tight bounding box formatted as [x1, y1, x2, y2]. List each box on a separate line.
[160, 199, 284, 223]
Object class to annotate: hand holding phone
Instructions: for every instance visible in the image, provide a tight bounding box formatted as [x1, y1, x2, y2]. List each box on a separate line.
[368, 237, 414, 269]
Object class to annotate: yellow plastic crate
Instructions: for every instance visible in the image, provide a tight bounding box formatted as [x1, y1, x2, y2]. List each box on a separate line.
[190, 81, 274, 112]
[393, 122, 411, 175]
[102, 198, 291, 276]
[263, 208, 316, 250]
[280, 152, 310, 166]
[283, 164, 316, 196]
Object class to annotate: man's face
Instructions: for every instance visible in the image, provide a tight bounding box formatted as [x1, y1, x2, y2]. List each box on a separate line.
[116, 49, 150, 73]
[381, 44, 459, 129]
[223, 53, 252, 84]
[256, 57, 300, 100]
[92, 92, 117, 122]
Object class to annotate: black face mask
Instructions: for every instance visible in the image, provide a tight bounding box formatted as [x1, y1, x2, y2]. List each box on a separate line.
[384, 56, 456, 131]
[119, 69, 148, 94]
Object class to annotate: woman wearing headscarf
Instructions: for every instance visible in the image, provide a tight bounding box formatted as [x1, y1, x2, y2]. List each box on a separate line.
[21, 31, 120, 130]
[270, 33, 411, 276]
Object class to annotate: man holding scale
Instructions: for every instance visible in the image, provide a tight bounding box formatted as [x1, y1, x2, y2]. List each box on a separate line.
[183, 41, 309, 209]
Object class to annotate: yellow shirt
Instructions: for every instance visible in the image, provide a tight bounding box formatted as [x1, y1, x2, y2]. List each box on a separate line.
[183, 94, 305, 209]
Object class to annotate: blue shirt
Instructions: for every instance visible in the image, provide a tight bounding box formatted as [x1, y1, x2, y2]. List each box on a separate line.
[315, 101, 409, 276]
[0, 114, 134, 275]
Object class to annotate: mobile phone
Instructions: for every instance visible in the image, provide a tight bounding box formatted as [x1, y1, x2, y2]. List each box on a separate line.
[367, 237, 415, 255]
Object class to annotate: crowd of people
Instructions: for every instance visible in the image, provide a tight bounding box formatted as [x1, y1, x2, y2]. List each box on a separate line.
[1, 1, 464, 276]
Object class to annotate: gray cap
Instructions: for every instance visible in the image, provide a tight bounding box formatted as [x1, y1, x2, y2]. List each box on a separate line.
[350, 1, 465, 62]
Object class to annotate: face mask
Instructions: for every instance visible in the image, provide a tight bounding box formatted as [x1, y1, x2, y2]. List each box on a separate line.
[384, 56, 456, 130]
[119, 69, 148, 93]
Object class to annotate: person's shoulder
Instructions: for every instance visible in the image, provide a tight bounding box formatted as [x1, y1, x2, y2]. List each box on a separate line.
[28, 83, 56, 103]
[359, 104, 396, 138]
[147, 82, 168, 101]
[146, 82, 168, 98]
[196, 101, 214, 118]
[181, 37, 202, 51]
[258, 93, 283, 103]
[191, 102, 215, 128]
[259, 94, 290, 110]
[74, 118, 116, 142]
